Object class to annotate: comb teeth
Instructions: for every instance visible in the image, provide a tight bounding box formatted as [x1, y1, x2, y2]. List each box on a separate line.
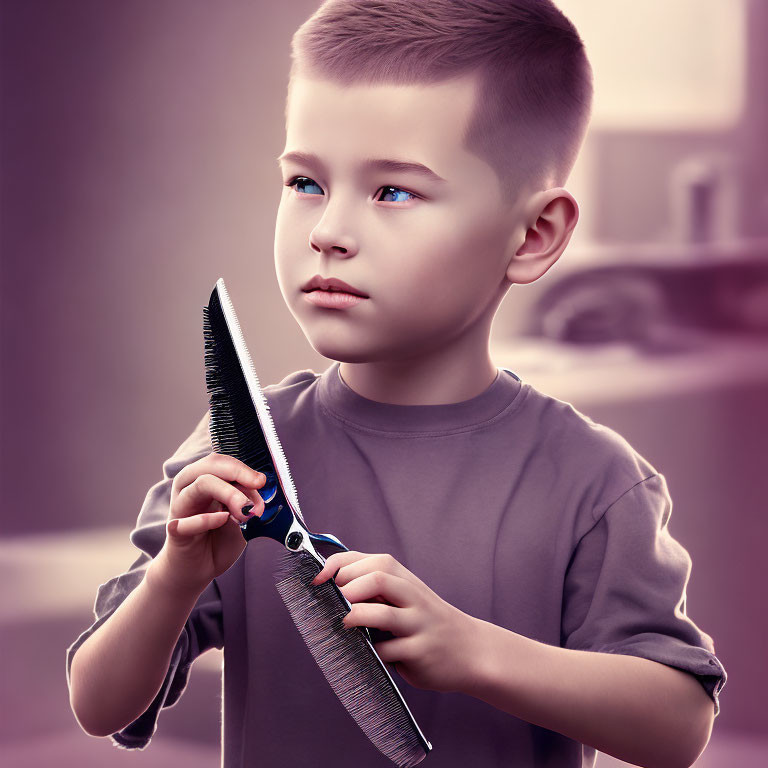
[274, 549, 430, 767]
[203, 292, 271, 470]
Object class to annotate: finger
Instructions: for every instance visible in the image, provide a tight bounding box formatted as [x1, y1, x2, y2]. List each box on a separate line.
[342, 602, 413, 637]
[372, 637, 412, 664]
[325, 552, 423, 590]
[177, 474, 265, 523]
[311, 551, 368, 585]
[169, 510, 230, 538]
[231, 479, 268, 508]
[338, 571, 414, 609]
[174, 452, 264, 496]
[239, 471, 267, 487]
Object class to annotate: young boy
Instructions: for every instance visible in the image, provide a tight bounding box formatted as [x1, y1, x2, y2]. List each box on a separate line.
[66, 1, 726, 766]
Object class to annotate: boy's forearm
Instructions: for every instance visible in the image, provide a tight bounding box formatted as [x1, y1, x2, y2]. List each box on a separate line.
[461, 617, 714, 768]
[69, 553, 205, 738]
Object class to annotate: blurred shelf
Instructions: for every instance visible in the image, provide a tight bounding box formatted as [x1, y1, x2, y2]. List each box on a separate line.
[494, 330, 768, 406]
[0, 526, 146, 623]
[0, 526, 225, 671]
[561, 236, 768, 273]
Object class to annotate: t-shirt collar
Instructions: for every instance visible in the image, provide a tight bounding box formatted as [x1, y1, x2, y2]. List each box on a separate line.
[317, 360, 523, 434]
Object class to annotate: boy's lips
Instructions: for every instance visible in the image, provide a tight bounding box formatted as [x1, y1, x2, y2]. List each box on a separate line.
[303, 290, 367, 309]
[301, 274, 368, 297]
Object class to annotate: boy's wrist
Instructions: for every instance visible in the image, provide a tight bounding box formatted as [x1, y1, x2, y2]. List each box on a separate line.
[146, 550, 209, 601]
[465, 617, 498, 698]
[455, 615, 503, 699]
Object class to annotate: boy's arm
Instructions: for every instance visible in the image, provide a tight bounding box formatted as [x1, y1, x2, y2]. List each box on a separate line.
[461, 473, 723, 768]
[68, 551, 206, 737]
[66, 409, 223, 746]
[462, 620, 713, 768]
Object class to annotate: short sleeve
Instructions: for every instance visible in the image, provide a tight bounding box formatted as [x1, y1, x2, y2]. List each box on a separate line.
[65, 410, 224, 749]
[561, 473, 727, 716]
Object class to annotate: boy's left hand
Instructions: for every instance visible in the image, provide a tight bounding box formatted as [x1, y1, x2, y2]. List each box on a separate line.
[311, 550, 480, 694]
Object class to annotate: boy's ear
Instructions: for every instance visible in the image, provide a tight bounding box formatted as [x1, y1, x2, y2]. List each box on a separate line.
[505, 188, 579, 285]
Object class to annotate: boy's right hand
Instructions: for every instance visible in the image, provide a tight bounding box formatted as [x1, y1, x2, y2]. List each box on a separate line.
[152, 452, 266, 595]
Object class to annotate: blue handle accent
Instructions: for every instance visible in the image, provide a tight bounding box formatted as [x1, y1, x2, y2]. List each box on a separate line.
[239, 470, 296, 544]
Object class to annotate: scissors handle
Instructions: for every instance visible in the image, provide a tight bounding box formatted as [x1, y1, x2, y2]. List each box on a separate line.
[241, 471, 394, 645]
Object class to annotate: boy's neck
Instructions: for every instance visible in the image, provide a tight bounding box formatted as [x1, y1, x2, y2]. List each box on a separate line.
[337, 355, 499, 406]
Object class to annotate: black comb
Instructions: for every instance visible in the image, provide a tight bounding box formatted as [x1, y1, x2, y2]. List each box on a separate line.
[202, 277, 432, 766]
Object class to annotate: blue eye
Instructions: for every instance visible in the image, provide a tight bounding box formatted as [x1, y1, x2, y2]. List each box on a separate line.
[286, 176, 323, 195]
[285, 177, 417, 203]
[377, 186, 416, 203]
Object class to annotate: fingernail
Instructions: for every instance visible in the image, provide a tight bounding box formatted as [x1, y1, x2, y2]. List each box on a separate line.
[242, 504, 255, 516]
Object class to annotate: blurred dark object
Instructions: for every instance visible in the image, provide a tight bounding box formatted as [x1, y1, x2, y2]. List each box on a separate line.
[527, 259, 768, 348]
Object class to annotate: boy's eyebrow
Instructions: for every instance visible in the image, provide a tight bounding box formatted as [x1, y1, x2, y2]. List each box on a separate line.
[276, 150, 447, 184]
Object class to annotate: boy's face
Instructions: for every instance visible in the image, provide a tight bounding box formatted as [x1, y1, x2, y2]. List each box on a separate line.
[275, 73, 526, 364]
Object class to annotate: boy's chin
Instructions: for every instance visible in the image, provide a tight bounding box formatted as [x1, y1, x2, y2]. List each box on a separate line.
[302, 330, 400, 364]
[307, 339, 378, 364]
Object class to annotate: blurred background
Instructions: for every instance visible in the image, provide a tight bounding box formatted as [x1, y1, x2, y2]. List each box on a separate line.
[1, 0, 766, 765]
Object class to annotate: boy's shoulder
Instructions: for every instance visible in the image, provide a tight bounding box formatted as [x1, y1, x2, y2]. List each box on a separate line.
[264, 368, 319, 393]
[520, 382, 660, 502]
[263, 367, 321, 412]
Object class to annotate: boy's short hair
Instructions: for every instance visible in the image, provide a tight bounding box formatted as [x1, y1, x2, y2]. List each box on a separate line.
[288, 0, 594, 204]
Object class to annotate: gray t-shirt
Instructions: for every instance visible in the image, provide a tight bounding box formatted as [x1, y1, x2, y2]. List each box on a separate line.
[66, 361, 727, 767]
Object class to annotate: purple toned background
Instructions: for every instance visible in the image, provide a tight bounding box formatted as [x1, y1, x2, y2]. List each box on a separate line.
[1, 1, 766, 765]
